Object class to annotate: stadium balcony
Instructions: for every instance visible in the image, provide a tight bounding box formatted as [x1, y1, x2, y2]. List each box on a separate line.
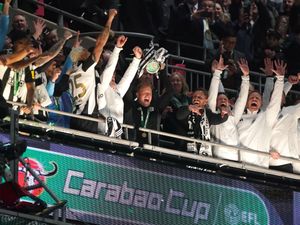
[1, 1, 300, 224]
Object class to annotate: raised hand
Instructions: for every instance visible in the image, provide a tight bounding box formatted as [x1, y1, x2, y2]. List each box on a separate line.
[260, 58, 274, 76]
[188, 105, 201, 115]
[33, 18, 46, 40]
[237, 58, 249, 76]
[108, 9, 118, 18]
[116, 35, 128, 48]
[51, 67, 61, 82]
[211, 55, 228, 73]
[288, 75, 299, 84]
[133, 46, 143, 59]
[272, 60, 287, 77]
[73, 31, 82, 48]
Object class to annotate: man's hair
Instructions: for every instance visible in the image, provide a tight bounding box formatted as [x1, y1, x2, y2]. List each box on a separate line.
[248, 89, 262, 98]
[217, 92, 228, 97]
[136, 77, 153, 92]
[194, 88, 208, 98]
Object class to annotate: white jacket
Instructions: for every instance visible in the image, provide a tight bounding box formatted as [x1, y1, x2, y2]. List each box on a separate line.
[208, 70, 249, 161]
[237, 76, 284, 168]
[294, 122, 300, 173]
[97, 47, 141, 134]
[270, 103, 300, 166]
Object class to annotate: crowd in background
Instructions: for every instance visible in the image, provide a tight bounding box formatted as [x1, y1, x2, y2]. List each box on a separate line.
[0, 0, 300, 173]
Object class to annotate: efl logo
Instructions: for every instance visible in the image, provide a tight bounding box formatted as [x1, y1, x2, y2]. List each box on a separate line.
[224, 204, 261, 225]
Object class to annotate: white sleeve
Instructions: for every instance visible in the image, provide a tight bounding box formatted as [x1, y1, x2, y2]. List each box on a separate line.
[265, 76, 284, 127]
[116, 57, 141, 97]
[286, 103, 300, 118]
[233, 75, 249, 124]
[283, 81, 293, 96]
[262, 77, 274, 111]
[208, 70, 222, 113]
[97, 46, 122, 110]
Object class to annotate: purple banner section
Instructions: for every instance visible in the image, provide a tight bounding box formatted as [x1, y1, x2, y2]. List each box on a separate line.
[0, 132, 296, 224]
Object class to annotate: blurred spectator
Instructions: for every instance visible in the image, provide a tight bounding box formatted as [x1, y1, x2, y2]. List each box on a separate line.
[215, 2, 231, 24]
[208, 27, 245, 89]
[275, 15, 289, 40]
[161, 71, 191, 149]
[168, 0, 216, 60]
[7, 14, 31, 43]
[254, 29, 285, 69]
[281, 0, 295, 15]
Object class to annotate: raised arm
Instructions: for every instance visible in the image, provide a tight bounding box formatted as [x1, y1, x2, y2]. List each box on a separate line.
[93, 9, 118, 63]
[208, 56, 228, 112]
[284, 75, 299, 95]
[117, 46, 142, 97]
[0, 0, 11, 50]
[34, 30, 72, 67]
[233, 58, 250, 124]
[261, 58, 275, 111]
[265, 60, 286, 127]
[99, 35, 127, 88]
[2, 0, 11, 15]
[97, 35, 127, 110]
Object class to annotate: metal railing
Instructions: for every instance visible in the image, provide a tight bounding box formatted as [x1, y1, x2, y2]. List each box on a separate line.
[10, 0, 300, 98]
[6, 101, 300, 182]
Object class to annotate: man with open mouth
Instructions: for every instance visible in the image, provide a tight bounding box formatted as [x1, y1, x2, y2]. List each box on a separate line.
[237, 59, 286, 168]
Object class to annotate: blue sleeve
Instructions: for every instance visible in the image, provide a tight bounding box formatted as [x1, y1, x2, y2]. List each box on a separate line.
[0, 15, 9, 51]
[47, 81, 55, 97]
[57, 55, 73, 82]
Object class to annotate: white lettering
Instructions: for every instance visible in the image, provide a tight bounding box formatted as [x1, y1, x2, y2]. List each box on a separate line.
[63, 170, 83, 195]
[181, 199, 197, 218]
[147, 192, 163, 210]
[119, 182, 135, 205]
[194, 202, 210, 223]
[166, 190, 184, 215]
[94, 182, 107, 199]
[105, 184, 121, 202]
[133, 189, 149, 208]
[80, 179, 97, 198]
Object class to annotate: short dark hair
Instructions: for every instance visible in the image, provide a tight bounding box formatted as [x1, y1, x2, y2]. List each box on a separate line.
[194, 88, 208, 98]
[136, 77, 153, 92]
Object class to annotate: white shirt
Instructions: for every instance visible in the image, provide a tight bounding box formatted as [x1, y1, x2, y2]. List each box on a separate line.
[208, 70, 249, 161]
[97, 47, 141, 134]
[270, 104, 300, 166]
[237, 76, 284, 168]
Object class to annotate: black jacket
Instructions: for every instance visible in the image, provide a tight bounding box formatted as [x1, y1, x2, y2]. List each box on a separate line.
[176, 106, 228, 138]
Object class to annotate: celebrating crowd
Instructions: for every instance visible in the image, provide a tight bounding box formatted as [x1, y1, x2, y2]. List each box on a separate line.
[0, 0, 300, 174]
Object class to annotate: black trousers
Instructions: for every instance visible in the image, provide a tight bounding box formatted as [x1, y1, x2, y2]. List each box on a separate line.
[269, 163, 293, 173]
